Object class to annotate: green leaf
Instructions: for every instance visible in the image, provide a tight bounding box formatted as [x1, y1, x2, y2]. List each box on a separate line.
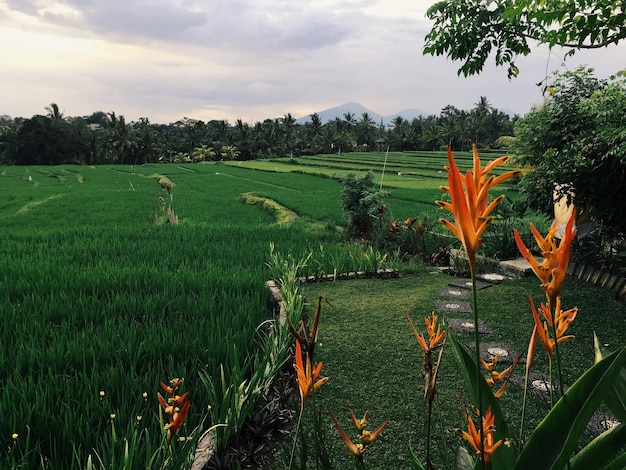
[514, 345, 626, 469]
[448, 332, 516, 469]
[408, 439, 427, 470]
[570, 423, 626, 470]
[594, 333, 626, 422]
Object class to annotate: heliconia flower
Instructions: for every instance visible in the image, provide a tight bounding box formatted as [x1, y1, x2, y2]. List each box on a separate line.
[294, 339, 328, 407]
[407, 312, 447, 352]
[528, 296, 578, 359]
[158, 377, 191, 444]
[458, 407, 503, 466]
[359, 418, 389, 445]
[327, 407, 366, 461]
[525, 324, 538, 379]
[288, 296, 322, 360]
[514, 212, 577, 308]
[350, 409, 369, 434]
[437, 145, 521, 273]
[480, 354, 521, 399]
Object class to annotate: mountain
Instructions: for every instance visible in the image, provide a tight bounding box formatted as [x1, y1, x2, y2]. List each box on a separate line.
[296, 102, 431, 126]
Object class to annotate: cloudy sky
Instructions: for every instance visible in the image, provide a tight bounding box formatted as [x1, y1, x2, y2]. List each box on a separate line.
[1, 0, 624, 124]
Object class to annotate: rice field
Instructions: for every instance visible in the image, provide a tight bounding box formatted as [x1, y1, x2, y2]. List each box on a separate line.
[0, 151, 520, 467]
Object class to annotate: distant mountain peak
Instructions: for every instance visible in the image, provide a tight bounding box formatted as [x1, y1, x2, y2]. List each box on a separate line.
[296, 102, 430, 125]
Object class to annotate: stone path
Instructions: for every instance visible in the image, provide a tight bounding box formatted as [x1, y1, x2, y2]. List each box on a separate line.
[435, 270, 620, 435]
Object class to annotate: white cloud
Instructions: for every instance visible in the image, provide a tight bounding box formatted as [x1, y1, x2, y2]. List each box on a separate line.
[1, 0, 625, 123]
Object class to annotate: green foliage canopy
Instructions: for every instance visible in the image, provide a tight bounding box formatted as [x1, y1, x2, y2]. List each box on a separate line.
[512, 68, 626, 237]
[424, 0, 626, 77]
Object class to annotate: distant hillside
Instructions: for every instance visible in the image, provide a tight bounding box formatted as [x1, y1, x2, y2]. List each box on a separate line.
[296, 102, 431, 126]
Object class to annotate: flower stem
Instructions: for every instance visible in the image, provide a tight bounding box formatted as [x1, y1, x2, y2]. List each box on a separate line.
[288, 407, 303, 470]
[470, 268, 485, 470]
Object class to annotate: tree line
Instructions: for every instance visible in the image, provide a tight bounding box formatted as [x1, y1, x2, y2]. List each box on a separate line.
[0, 97, 516, 165]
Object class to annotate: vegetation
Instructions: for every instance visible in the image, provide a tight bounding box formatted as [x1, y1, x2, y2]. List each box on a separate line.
[0, 99, 517, 166]
[0, 162, 393, 468]
[1, 148, 623, 468]
[424, 0, 626, 77]
[511, 68, 626, 272]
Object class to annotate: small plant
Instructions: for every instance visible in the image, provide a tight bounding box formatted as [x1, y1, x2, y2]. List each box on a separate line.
[333, 172, 389, 241]
[151, 174, 179, 225]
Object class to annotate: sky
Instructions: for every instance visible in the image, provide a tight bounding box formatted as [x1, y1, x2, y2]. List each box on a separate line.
[1, 0, 625, 125]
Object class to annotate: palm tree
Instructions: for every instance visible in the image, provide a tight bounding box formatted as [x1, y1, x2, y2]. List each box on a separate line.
[45, 103, 64, 122]
[357, 112, 376, 149]
[220, 144, 240, 161]
[471, 96, 493, 146]
[135, 118, 162, 164]
[281, 113, 297, 157]
[343, 112, 357, 130]
[107, 113, 136, 164]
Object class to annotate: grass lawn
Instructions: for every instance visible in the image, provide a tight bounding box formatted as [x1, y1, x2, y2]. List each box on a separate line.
[274, 269, 626, 469]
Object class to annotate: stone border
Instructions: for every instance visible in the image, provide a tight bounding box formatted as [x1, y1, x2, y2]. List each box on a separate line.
[567, 262, 626, 304]
[298, 268, 401, 284]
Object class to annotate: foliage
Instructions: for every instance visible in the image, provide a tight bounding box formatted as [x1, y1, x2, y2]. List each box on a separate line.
[0, 100, 518, 166]
[333, 171, 389, 240]
[511, 68, 626, 238]
[424, 0, 626, 77]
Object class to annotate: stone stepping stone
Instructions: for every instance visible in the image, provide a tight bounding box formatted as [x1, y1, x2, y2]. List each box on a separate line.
[437, 287, 471, 299]
[447, 318, 493, 334]
[588, 411, 621, 434]
[510, 373, 562, 400]
[449, 278, 492, 290]
[434, 299, 472, 314]
[469, 342, 522, 364]
[478, 273, 509, 284]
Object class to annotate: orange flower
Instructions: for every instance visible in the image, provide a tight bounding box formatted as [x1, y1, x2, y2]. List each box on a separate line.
[349, 409, 369, 434]
[158, 377, 191, 444]
[328, 407, 366, 461]
[329, 408, 388, 461]
[528, 296, 577, 359]
[294, 339, 328, 407]
[480, 354, 521, 399]
[437, 145, 521, 272]
[458, 407, 503, 466]
[407, 312, 447, 352]
[359, 418, 389, 445]
[514, 212, 577, 308]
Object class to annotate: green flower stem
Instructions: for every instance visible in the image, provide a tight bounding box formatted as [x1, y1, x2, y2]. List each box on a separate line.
[549, 300, 566, 400]
[470, 267, 485, 470]
[288, 406, 304, 470]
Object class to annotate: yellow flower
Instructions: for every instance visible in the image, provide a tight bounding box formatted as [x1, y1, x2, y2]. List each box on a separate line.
[514, 212, 577, 309]
[437, 145, 521, 273]
[12, 433, 18, 440]
[110, 413, 116, 420]
[294, 339, 328, 407]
